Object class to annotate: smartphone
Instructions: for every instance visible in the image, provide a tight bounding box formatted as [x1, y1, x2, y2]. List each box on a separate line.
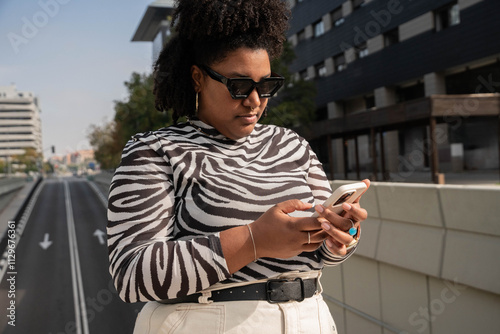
[312, 182, 367, 217]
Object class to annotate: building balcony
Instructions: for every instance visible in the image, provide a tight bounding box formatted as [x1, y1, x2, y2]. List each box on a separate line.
[297, 93, 500, 140]
[295, 94, 500, 183]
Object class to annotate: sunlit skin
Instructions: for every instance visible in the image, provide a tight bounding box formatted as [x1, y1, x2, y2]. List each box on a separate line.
[191, 47, 270, 140]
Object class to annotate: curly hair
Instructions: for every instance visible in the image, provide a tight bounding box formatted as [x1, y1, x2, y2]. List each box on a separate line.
[153, 0, 290, 122]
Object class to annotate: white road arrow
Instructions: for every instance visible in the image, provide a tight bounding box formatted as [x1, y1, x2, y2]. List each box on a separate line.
[39, 233, 53, 250]
[93, 229, 106, 245]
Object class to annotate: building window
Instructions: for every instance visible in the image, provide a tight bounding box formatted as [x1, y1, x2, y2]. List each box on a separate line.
[299, 69, 309, 81]
[315, 106, 328, 121]
[314, 20, 325, 38]
[384, 28, 399, 47]
[356, 43, 369, 59]
[297, 29, 306, 42]
[365, 95, 375, 109]
[396, 82, 425, 103]
[435, 3, 460, 31]
[315, 62, 327, 77]
[334, 54, 346, 72]
[331, 7, 344, 27]
[352, 0, 365, 9]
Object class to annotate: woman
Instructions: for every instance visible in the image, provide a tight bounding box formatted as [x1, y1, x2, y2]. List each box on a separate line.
[107, 0, 369, 333]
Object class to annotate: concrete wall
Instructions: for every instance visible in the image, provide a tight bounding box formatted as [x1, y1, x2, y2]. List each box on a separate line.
[93, 170, 113, 197]
[399, 12, 434, 42]
[0, 178, 31, 237]
[0, 177, 25, 197]
[322, 180, 500, 334]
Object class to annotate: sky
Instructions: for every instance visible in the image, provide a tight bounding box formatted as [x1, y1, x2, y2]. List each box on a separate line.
[0, 0, 155, 159]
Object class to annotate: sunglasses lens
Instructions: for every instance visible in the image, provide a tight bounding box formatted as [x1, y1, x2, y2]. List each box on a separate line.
[229, 80, 255, 98]
[256, 80, 282, 97]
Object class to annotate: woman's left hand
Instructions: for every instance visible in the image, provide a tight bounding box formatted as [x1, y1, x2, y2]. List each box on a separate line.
[314, 179, 370, 257]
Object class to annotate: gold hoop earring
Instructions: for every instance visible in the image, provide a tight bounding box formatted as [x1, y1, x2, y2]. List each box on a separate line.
[195, 92, 199, 114]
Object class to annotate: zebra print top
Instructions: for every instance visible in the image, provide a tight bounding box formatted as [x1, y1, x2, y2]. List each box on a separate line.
[107, 119, 356, 303]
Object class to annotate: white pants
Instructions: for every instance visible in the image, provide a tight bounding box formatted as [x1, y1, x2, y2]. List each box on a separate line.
[133, 293, 337, 334]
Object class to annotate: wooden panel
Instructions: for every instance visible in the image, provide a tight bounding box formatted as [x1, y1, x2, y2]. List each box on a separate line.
[431, 95, 500, 116]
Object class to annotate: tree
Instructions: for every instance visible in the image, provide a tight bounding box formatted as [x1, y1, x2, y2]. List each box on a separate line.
[88, 121, 122, 170]
[262, 41, 317, 128]
[113, 72, 172, 147]
[43, 161, 54, 174]
[13, 148, 41, 174]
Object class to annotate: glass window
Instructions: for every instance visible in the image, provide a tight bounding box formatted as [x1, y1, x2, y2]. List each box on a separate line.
[435, 3, 460, 31]
[331, 7, 343, 26]
[299, 69, 309, 81]
[365, 95, 375, 109]
[315, 62, 327, 77]
[356, 43, 369, 59]
[384, 28, 399, 47]
[298, 29, 306, 42]
[352, 0, 365, 9]
[314, 20, 325, 37]
[334, 54, 346, 72]
[450, 5, 461, 25]
[396, 82, 425, 103]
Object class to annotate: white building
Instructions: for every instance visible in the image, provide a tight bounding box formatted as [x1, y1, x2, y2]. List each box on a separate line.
[0, 85, 43, 158]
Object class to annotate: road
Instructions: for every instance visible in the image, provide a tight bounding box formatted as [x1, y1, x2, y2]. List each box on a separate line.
[0, 177, 144, 334]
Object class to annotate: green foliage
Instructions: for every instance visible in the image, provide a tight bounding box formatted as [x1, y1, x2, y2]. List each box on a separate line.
[88, 121, 122, 170]
[43, 161, 54, 174]
[13, 148, 41, 173]
[113, 73, 172, 147]
[263, 41, 317, 128]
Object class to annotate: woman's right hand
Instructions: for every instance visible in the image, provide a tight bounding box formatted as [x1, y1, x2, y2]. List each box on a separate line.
[250, 199, 327, 259]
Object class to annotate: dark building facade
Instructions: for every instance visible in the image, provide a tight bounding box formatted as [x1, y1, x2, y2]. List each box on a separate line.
[287, 0, 500, 182]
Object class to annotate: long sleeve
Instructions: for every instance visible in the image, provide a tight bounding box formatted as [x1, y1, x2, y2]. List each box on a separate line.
[303, 141, 359, 266]
[107, 136, 231, 303]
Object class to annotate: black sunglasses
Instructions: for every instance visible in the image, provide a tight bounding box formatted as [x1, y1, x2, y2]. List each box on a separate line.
[201, 65, 284, 99]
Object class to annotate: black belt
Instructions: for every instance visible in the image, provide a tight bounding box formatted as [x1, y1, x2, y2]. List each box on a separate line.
[158, 278, 318, 304]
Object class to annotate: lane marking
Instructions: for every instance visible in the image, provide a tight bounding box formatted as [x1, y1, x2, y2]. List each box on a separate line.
[65, 180, 90, 334]
[39, 233, 52, 250]
[93, 229, 106, 245]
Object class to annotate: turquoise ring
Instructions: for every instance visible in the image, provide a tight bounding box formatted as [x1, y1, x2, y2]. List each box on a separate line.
[348, 219, 357, 236]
